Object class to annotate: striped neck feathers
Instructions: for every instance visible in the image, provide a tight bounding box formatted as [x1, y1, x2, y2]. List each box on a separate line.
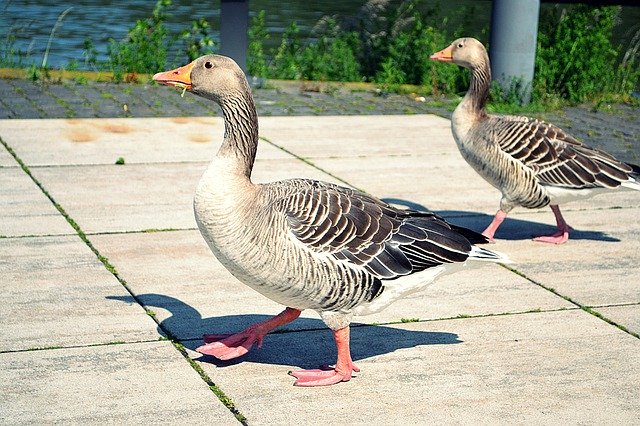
[461, 52, 491, 116]
[217, 87, 259, 178]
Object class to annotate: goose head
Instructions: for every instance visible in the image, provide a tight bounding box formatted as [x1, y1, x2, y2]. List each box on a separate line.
[430, 37, 488, 70]
[153, 54, 248, 104]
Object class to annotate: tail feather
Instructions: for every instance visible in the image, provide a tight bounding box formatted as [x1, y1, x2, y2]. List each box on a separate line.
[468, 245, 511, 264]
[622, 161, 640, 191]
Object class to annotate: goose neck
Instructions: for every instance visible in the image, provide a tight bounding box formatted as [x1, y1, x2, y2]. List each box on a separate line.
[217, 89, 259, 179]
[463, 57, 491, 114]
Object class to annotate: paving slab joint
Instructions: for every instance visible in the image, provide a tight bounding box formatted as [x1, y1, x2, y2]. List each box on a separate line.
[259, 135, 363, 192]
[500, 264, 640, 340]
[0, 136, 250, 423]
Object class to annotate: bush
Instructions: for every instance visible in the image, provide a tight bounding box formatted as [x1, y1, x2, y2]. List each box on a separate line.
[181, 18, 217, 62]
[535, 5, 622, 103]
[248, 10, 270, 77]
[107, 0, 172, 80]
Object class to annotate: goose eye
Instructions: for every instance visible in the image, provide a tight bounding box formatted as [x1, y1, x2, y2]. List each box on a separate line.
[204, 61, 213, 69]
[457, 42, 464, 48]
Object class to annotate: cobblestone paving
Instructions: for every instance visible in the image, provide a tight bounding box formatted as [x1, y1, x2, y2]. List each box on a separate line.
[0, 77, 638, 162]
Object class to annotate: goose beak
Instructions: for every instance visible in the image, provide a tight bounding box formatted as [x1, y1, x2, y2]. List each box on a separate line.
[153, 61, 195, 91]
[430, 46, 453, 62]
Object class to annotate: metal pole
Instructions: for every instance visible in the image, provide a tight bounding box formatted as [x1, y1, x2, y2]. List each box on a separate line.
[490, 0, 541, 104]
[220, 0, 248, 73]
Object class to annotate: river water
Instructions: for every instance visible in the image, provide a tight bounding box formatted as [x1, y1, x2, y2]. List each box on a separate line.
[1, 0, 638, 69]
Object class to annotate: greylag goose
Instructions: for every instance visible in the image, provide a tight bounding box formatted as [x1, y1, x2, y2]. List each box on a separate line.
[153, 55, 508, 387]
[431, 38, 640, 244]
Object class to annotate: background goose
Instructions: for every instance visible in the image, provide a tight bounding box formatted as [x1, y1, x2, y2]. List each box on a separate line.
[153, 55, 508, 387]
[431, 37, 640, 244]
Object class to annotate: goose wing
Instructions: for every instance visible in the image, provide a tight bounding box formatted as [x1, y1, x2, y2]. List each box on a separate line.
[491, 115, 633, 189]
[273, 179, 478, 280]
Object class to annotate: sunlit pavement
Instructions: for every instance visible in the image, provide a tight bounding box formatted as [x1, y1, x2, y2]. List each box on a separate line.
[1, 112, 639, 423]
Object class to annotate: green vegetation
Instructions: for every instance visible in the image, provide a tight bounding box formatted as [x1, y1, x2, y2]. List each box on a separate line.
[0, 0, 637, 108]
[534, 5, 640, 104]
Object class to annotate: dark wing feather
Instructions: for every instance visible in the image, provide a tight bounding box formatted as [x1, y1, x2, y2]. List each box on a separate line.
[492, 115, 634, 189]
[276, 179, 476, 280]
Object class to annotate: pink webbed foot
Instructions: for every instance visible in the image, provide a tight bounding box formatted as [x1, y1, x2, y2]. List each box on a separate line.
[533, 229, 569, 244]
[197, 326, 265, 360]
[289, 364, 360, 387]
[196, 308, 301, 361]
[534, 205, 571, 244]
[289, 326, 358, 387]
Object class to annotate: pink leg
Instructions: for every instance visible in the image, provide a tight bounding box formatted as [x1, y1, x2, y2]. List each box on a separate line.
[482, 209, 508, 242]
[533, 204, 571, 244]
[289, 326, 359, 387]
[197, 307, 301, 360]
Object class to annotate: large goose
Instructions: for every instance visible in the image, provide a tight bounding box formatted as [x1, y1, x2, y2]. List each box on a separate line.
[153, 55, 508, 387]
[431, 38, 640, 244]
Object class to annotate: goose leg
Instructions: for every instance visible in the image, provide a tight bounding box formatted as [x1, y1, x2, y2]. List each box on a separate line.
[197, 307, 301, 360]
[289, 326, 359, 387]
[533, 204, 570, 244]
[482, 209, 507, 242]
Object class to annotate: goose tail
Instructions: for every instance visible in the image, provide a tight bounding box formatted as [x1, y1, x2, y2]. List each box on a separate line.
[468, 245, 511, 264]
[622, 161, 640, 191]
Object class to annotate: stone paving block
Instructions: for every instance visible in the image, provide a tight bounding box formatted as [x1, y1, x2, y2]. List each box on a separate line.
[91, 230, 572, 342]
[0, 168, 73, 237]
[30, 158, 342, 234]
[0, 117, 288, 166]
[258, 114, 453, 158]
[495, 208, 640, 307]
[0, 235, 160, 351]
[0, 145, 17, 166]
[595, 304, 640, 336]
[0, 341, 237, 425]
[191, 310, 640, 425]
[313, 153, 501, 212]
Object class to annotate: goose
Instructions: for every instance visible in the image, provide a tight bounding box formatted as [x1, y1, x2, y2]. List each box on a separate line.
[431, 38, 640, 244]
[153, 55, 508, 387]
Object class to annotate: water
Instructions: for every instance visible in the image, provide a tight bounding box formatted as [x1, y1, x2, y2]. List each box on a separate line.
[1, 0, 638, 70]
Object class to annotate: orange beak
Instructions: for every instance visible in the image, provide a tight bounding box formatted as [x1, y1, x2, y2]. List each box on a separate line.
[430, 46, 453, 62]
[153, 61, 195, 90]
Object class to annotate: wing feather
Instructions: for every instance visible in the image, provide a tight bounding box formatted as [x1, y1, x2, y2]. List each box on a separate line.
[275, 179, 479, 281]
[493, 116, 634, 190]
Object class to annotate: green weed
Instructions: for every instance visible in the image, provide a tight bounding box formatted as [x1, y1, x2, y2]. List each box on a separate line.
[107, 0, 172, 81]
[181, 17, 216, 61]
[248, 10, 270, 77]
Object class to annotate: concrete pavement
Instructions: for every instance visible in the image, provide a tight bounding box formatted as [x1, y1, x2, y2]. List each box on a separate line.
[1, 114, 639, 424]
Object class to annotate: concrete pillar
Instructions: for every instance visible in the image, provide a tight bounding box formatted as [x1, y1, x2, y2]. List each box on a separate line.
[490, 0, 540, 104]
[220, 0, 248, 73]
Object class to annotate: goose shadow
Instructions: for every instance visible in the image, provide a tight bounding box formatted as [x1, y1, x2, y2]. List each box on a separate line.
[381, 198, 620, 242]
[107, 293, 461, 369]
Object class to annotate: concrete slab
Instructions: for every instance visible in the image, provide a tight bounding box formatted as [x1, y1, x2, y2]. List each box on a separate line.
[258, 114, 453, 158]
[28, 158, 345, 234]
[0, 144, 16, 167]
[191, 310, 640, 425]
[0, 168, 74, 237]
[0, 341, 237, 424]
[495, 208, 640, 307]
[595, 304, 640, 336]
[0, 235, 160, 351]
[91, 230, 572, 342]
[0, 117, 288, 166]
[312, 154, 501, 212]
